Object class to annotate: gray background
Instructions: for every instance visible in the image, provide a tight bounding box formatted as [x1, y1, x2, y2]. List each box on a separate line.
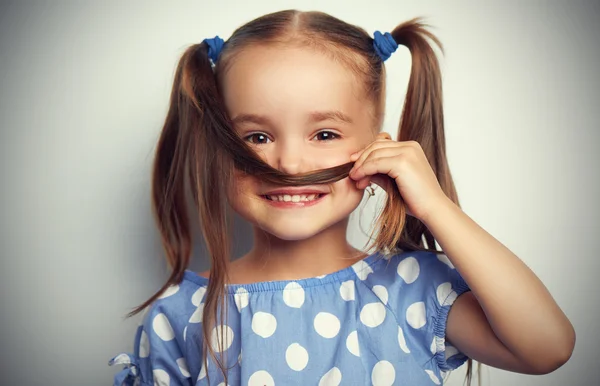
[0, 1, 598, 385]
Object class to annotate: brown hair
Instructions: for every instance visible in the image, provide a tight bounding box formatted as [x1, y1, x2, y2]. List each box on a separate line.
[127, 9, 478, 385]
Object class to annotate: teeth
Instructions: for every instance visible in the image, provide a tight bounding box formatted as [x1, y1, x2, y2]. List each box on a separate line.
[266, 194, 320, 202]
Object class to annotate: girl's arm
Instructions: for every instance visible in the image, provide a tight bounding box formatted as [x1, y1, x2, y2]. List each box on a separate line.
[422, 197, 575, 374]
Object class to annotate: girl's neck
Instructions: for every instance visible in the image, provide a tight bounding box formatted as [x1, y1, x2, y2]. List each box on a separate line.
[228, 220, 367, 284]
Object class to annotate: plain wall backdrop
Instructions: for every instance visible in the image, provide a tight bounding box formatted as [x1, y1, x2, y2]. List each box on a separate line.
[1, 1, 598, 385]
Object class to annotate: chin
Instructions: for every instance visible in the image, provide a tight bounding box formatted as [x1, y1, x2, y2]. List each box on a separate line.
[254, 219, 331, 241]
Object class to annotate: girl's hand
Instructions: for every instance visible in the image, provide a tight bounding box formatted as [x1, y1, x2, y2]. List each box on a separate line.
[348, 133, 449, 222]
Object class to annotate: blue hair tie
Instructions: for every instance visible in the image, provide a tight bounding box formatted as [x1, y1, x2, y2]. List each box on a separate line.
[373, 31, 398, 62]
[203, 35, 225, 64]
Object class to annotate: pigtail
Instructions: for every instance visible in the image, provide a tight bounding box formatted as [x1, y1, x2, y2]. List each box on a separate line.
[373, 18, 476, 385]
[126, 46, 193, 321]
[370, 18, 459, 254]
[128, 42, 233, 384]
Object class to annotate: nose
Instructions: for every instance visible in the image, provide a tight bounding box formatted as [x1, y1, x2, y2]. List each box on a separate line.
[274, 139, 306, 175]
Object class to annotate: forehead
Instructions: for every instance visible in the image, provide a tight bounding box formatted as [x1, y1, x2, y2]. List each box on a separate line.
[219, 45, 372, 124]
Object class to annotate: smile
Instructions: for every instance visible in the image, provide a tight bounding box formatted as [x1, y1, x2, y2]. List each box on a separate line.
[261, 193, 327, 208]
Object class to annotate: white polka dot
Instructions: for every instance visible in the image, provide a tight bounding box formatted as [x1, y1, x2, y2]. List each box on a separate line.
[252, 312, 277, 338]
[210, 324, 234, 352]
[319, 367, 342, 386]
[372, 285, 388, 304]
[183, 326, 187, 342]
[248, 370, 274, 386]
[351, 259, 373, 280]
[234, 287, 249, 312]
[397, 326, 410, 353]
[445, 344, 460, 359]
[437, 254, 455, 269]
[153, 369, 170, 386]
[339, 280, 355, 301]
[283, 282, 305, 308]
[188, 303, 204, 323]
[397, 256, 420, 284]
[372, 360, 395, 386]
[158, 284, 179, 299]
[177, 357, 190, 377]
[153, 313, 175, 341]
[346, 330, 360, 357]
[285, 343, 309, 371]
[436, 282, 457, 306]
[191, 286, 207, 307]
[425, 369, 441, 385]
[217, 383, 227, 386]
[406, 301, 427, 329]
[139, 330, 150, 358]
[314, 312, 340, 338]
[197, 361, 207, 381]
[430, 337, 437, 354]
[360, 302, 386, 328]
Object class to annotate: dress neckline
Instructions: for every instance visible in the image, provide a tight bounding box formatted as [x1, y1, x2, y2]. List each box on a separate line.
[182, 251, 385, 294]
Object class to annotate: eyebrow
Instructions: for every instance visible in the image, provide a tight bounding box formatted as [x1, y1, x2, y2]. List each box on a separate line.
[231, 110, 354, 126]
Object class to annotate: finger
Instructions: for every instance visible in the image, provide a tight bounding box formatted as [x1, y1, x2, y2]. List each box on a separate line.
[376, 131, 392, 140]
[351, 156, 395, 181]
[350, 142, 399, 173]
[350, 147, 401, 180]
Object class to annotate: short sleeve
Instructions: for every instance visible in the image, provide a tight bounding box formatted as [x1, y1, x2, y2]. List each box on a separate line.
[109, 305, 193, 386]
[383, 251, 471, 374]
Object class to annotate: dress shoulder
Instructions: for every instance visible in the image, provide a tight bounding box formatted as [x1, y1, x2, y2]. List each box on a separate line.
[109, 279, 205, 386]
[364, 250, 472, 374]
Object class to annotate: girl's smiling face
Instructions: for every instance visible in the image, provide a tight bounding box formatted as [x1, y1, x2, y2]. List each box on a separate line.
[220, 45, 378, 241]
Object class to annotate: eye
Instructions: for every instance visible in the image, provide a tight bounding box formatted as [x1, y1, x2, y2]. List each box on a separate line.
[314, 130, 340, 141]
[244, 133, 271, 145]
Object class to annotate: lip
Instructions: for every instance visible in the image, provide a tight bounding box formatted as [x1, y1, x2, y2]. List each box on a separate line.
[261, 193, 328, 208]
[262, 187, 329, 195]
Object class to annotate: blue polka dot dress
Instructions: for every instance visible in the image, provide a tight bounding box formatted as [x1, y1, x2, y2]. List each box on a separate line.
[109, 250, 471, 385]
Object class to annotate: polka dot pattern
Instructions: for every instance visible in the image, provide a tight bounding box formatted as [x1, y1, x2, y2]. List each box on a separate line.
[397, 326, 410, 353]
[110, 251, 470, 385]
[372, 360, 395, 386]
[360, 302, 386, 328]
[319, 367, 342, 386]
[158, 284, 179, 299]
[436, 282, 457, 306]
[191, 286, 207, 307]
[314, 312, 340, 338]
[286, 343, 309, 371]
[339, 280, 355, 301]
[177, 357, 190, 377]
[139, 330, 149, 358]
[346, 330, 360, 357]
[234, 287, 249, 312]
[211, 325, 234, 352]
[397, 256, 420, 284]
[153, 313, 175, 341]
[351, 260, 373, 280]
[372, 285, 388, 304]
[153, 369, 170, 386]
[283, 282, 305, 308]
[248, 370, 275, 386]
[425, 369, 441, 385]
[252, 312, 277, 338]
[406, 301, 427, 329]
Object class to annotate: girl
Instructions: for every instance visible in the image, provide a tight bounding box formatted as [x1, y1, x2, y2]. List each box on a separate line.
[109, 10, 575, 386]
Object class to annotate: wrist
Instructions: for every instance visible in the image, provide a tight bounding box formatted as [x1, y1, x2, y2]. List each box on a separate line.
[420, 195, 458, 226]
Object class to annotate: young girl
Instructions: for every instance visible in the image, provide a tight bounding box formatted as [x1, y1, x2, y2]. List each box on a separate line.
[109, 10, 575, 386]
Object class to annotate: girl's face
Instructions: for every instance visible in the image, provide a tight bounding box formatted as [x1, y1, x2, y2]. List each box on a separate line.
[221, 45, 377, 241]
